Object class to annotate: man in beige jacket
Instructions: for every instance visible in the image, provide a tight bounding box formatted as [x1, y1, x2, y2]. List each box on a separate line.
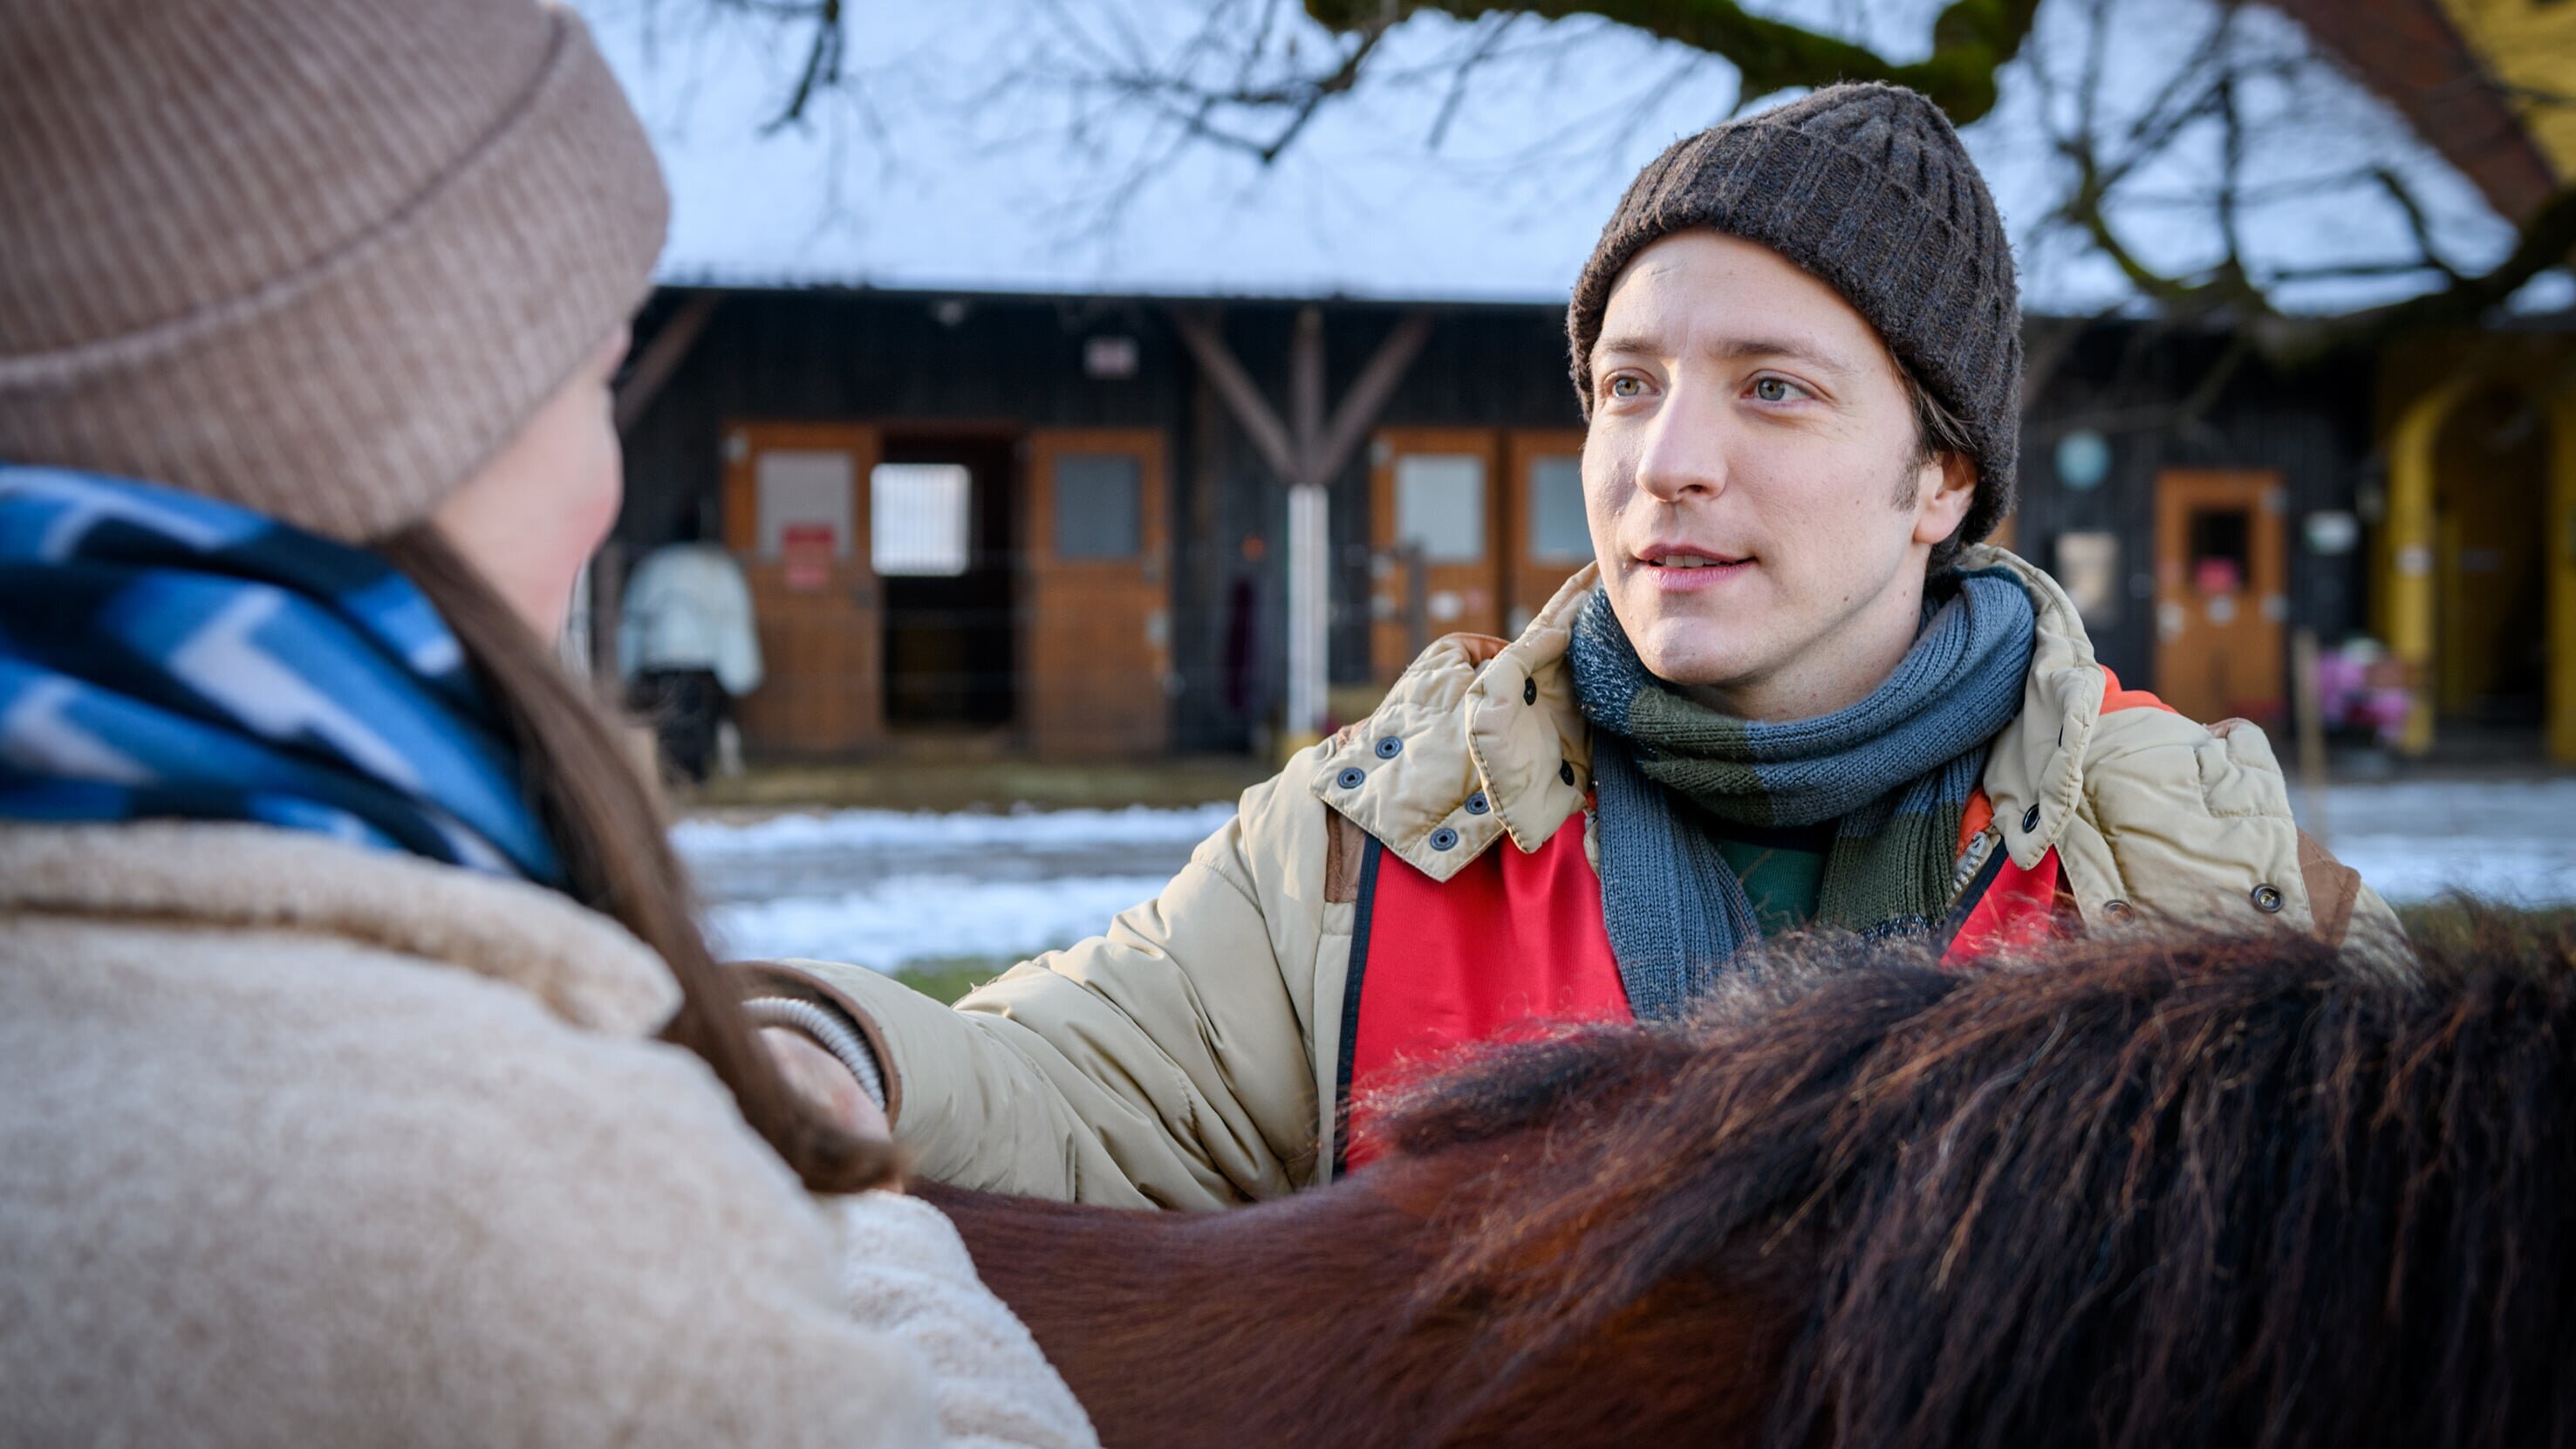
[777, 83, 2399, 1212]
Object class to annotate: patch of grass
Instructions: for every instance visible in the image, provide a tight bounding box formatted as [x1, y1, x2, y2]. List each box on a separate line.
[2395, 900, 2576, 956]
[884, 955, 1022, 1005]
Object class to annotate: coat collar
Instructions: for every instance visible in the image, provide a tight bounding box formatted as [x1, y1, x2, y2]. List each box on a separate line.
[1953, 543, 2111, 871]
[0, 821, 680, 1035]
[1309, 566, 1598, 883]
[1310, 546, 2109, 883]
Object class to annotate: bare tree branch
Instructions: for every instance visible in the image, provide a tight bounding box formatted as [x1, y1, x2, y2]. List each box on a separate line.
[1302, 0, 2042, 121]
[750, 0, 842, 133]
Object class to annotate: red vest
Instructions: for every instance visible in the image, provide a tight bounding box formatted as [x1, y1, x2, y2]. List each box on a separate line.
[1333, 671, 2171, 1173]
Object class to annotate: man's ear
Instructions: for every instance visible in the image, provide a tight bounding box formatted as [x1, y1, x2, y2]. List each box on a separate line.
[1912, 452, 1978, 546]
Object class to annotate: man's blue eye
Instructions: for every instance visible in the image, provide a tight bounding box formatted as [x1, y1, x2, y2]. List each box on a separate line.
[1609, 376, 1642, 398]
[1753, 377, 1794, 402]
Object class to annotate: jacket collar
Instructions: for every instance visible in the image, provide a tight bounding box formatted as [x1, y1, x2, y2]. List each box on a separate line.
[1954, 543, 2111, 870]
[1311, 546, 2107, 883]
[1310, 566, 1599, 883]
[0, 821, 680, 1035]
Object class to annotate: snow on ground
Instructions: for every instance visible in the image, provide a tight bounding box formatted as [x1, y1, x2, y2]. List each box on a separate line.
[700, 871, 1179, 972]
[672, 780, 2576, 973]
[2297, 778, 2576, 908]
[677, 803, 1233, 971]
[672, 803, 1237, 859]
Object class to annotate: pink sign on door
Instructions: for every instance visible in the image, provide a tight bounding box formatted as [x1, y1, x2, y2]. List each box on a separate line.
[781, 523, 836, 591]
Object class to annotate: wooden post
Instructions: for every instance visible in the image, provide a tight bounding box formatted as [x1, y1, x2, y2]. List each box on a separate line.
[1287, 308, 1330, 745]
[2292, 626, 2329, 850]
[1291, 306, 1326, 466]
[1286, 482, 1329, 744]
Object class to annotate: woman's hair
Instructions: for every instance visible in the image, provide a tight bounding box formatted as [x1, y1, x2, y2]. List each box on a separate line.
[377, 523, 900, 1195]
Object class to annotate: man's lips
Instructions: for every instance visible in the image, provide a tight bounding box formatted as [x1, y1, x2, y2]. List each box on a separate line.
[1635, 543, 1752, 569]
[1633, 543, 1753, 590]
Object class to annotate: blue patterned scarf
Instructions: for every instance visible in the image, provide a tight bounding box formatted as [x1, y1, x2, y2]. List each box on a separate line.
[1570, 569, 2036, 1018]
[0, 466, 563, 885]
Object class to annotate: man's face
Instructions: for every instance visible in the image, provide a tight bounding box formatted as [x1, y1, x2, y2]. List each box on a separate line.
[1582, 230, 1974, 720]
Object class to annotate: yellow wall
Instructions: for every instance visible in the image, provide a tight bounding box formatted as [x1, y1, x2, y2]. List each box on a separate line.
[2383, 380, 2454, 754]
[2377, 334, 2576, 761]
[2431, 389, 2549, 716]
[2553, 398, 2576, 760]
[2437, 0, 2576, 178]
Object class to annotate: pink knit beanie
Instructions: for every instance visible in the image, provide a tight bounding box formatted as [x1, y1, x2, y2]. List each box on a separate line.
[0, 0, 669, 542]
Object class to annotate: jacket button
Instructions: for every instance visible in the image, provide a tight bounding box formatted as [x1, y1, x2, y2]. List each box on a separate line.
[1464, 791, 1490, 816]
[1523, 678, 1538, 706]
[1428, 827, 1459, 851]
[2102, 899, 2134, 921]
[1336, 766, 1366, 789]
[1559, 761, 1577, 786]
[2251, 883, 2284, 913]
[1374, 735, 1404, 760]
[2019, 803, 2041, 834]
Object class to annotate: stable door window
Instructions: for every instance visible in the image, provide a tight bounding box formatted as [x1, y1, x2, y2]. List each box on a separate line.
[1395, 455, 1487, 563]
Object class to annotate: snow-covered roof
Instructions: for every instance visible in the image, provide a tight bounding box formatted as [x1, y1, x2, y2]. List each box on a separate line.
[579, 0, 2529, 317]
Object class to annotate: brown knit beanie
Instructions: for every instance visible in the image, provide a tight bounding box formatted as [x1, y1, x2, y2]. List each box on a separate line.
[0, 0, 668, 543]
[1568, 83, 2022, 554]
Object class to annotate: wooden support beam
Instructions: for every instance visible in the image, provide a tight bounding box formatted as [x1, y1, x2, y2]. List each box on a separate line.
[1172, 305, 1434, 489]
[614, 292, 721, 434]
[1311, 311, 1433, 487]
[1171, 309, 1299, 482]
[1291, 304, 1327, 473]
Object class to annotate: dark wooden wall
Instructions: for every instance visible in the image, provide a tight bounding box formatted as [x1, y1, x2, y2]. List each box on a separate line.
[2015, 325, 2376, 687]
[618, 289, 1582, 755]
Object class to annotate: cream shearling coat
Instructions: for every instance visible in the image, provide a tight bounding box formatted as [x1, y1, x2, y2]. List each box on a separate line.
[792, 546, 2401, 1213]
[0, 821, 1095, 1449]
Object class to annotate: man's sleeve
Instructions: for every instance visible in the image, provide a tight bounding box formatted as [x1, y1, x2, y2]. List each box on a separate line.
[767, 769, 1332, 1208]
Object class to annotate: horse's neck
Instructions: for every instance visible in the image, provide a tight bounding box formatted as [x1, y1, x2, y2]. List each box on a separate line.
[924, 1175, 1450, 1449]
[923, 1164, 1792, 1449]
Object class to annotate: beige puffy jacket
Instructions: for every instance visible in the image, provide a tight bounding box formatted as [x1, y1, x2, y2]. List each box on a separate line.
[0, 822, 1095, 1449]
[798, 546, 2401, 1210]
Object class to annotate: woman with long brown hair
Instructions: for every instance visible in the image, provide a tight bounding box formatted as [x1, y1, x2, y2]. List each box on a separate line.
[0, 1, 1091, 1443]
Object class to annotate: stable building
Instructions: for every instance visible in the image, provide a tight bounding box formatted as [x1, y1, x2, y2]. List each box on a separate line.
[605, 286, 2407, 764]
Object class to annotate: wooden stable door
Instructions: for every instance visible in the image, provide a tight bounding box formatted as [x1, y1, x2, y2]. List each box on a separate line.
[1503, 428, 1593, 633]
[2154, 468, 2288, 726]
[1024, 429, 1171, 758]
[721, 421, 884, 755]
[1370, 428, 1504, 680]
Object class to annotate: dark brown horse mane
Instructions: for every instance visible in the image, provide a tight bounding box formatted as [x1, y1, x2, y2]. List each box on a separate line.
[1359, 915, 2576, 1449]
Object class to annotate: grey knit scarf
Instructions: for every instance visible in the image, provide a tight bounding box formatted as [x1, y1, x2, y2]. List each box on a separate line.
[1569, 569, 2037, 1019]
